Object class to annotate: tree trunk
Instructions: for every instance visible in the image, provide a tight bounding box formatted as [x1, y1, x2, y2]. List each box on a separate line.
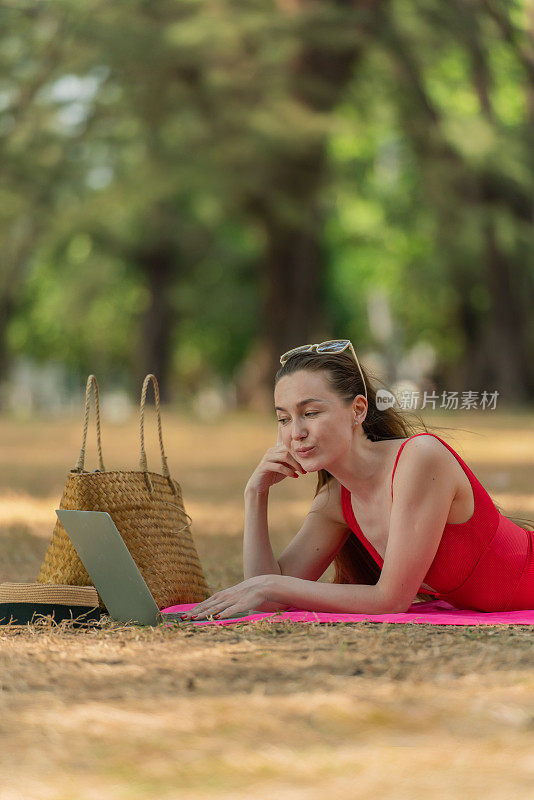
[261, 191, 325, 385]
[482, 220, 530, 403]
[242, 0, 386, 406]
[135, 246, 176, 403]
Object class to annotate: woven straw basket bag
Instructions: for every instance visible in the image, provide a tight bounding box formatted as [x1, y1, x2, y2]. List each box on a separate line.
[37, 374, 210, 610]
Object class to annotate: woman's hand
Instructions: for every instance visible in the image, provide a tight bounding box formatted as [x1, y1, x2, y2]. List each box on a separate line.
[179, 575, 274, 620]
[245, 430, 307, 495]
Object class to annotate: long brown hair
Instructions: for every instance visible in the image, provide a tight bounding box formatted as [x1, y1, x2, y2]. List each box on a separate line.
[275, 351, 533, 604]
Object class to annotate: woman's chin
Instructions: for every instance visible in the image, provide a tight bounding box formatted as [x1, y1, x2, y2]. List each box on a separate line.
[301, 459, 324, 473]
[295, 451, 328, 473]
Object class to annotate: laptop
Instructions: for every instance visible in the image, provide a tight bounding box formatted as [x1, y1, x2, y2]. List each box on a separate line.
[56, 510, 256, 626]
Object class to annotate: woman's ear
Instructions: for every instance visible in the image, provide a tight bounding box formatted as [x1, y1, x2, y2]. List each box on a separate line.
[352, 395, 367, 421]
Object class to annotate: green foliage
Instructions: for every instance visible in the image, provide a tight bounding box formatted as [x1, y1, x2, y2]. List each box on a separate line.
[8, 238, 144, 377]
[1, 0, 533, 395]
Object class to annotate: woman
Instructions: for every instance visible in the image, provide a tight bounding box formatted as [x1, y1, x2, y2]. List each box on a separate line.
[180, 340, 534, 620]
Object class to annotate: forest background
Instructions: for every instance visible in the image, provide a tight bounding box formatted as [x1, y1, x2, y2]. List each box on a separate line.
[1, 0, 533, 415]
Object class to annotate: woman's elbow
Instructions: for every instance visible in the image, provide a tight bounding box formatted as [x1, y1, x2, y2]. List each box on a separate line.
[377, 583, 414, 614]
[389, 595, 415, 613]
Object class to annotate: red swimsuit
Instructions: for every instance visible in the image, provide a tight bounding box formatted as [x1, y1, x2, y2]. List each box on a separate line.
[340, 432, 534, 612]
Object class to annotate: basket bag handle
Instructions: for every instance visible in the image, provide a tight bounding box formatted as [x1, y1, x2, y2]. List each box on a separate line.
[139, 374, 179, 497]
[72, 375, 106, 473]
[139, 374, 193, 531]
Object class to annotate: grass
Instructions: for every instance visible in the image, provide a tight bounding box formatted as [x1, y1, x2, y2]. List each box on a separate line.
[0, 408, 533, 799]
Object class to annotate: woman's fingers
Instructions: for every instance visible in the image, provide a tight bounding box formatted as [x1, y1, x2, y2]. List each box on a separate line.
[181, 600, 229, 620]
[286, 457, 307, 475]
[277, 446, 307, 474]
[187, 589, 226, 614]
[249, 444, 307, 492]
[290, 458, 307, 475]
[264, 459, 300, 478]
[182, 601, 255, 621]
[181, 584, 243, 618]
[180, 603, 217, 619]
[215, 604, 251, 620]
[271, 446, 307, 474]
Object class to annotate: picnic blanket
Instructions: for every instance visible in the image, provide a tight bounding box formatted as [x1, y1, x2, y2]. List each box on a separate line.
[161, 599, 534, 626]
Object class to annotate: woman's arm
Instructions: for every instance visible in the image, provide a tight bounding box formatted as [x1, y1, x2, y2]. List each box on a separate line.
[243, 486, 282, 579]
[268, 437, 458, 614]
[243, 487, 295, 612]
[266, 574, 396, 614]
[243, 480, 352, 612]
[243, 479, 386, 614]
[242, 433, 307, 583]
[376, 436, 457, 611]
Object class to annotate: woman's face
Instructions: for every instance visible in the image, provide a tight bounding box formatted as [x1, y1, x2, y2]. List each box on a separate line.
[274, 370, 363, 472]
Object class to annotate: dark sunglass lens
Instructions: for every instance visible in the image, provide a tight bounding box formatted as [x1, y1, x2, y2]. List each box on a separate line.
[318, 341, 348, 352]
[285, 346, 311, 358]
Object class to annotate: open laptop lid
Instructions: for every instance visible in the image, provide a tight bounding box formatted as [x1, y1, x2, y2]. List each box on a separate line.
[55, 510, 161, 626]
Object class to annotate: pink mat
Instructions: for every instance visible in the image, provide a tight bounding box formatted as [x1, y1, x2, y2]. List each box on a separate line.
[161, 599, 534, 626]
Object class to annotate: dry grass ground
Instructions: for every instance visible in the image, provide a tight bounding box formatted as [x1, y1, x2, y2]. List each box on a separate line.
[1, 407, 533, 799]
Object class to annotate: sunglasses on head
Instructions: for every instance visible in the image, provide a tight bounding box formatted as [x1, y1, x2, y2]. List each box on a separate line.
[279, 339, 367, 403]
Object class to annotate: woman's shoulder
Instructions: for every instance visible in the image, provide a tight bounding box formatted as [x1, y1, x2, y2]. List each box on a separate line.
[397, 432, 458, 461]
[392, 432, 465, 489]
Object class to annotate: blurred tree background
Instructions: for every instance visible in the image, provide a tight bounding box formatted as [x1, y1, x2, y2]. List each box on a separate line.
[1, 0, 533, 412]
